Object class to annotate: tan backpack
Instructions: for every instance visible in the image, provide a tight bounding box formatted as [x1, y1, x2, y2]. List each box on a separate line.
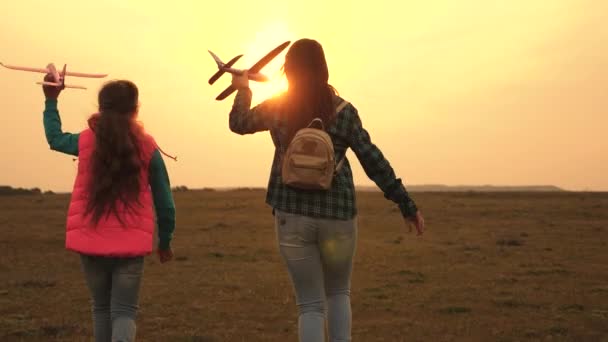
[281, 101, 349, 190]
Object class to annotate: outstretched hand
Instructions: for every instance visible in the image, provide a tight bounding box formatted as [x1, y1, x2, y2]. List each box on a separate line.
[158, 248, 174, 264]
[405, 210, 425, 235]
[42, 73, 64, 99]
[231, 70, 250, 90]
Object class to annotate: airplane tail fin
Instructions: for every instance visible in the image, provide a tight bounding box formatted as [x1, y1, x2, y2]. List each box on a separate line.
[61, 64, 67, 87]
[37, 81, 62, 87]
[208, 51, 225, 68]
[64, 84, 87, 90]
[208, 53, 244, 85]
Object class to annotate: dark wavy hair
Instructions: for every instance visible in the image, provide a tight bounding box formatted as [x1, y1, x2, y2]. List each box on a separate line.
[85, 80, 145, 225]
[283, 39, 338, 141]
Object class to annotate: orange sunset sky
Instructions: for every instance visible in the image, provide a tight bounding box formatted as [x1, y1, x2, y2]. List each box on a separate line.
[1, 0, 606, 191]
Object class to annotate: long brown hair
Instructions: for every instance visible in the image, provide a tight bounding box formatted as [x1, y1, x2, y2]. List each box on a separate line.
[283, 39, 337, 141]
[85, 80, 144, 224]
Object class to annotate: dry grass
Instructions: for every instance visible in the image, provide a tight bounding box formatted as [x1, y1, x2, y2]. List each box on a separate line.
[1, 190, 607, 341]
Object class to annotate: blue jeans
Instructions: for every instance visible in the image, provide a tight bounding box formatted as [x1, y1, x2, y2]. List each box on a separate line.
[80, 255, 144, 342]
[275, 210, 358, 342]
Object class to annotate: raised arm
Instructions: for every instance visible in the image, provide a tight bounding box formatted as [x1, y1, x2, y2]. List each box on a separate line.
[347, 105, 420, 221]
[229, 88, 279, 135]
[42, 74, 79, 156]
[228, 71, 278, 135]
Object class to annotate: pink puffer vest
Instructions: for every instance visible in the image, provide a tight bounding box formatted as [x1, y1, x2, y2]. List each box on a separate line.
[65, 127, 157, 257]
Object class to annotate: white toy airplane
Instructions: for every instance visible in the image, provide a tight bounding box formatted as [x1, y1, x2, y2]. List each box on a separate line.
[0, 62, 108, 90]
[208, 41, 290, 100]
[208, 51, 268, 83]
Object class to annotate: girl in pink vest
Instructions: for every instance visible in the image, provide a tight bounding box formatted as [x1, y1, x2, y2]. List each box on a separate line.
[42, 75, 176, 342]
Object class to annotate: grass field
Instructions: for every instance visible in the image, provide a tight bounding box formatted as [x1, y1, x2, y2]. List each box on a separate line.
[1, 190, 607, 341]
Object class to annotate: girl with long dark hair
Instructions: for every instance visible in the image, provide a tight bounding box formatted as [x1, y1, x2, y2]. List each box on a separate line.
[229, 39, 425, 342]
[42, 76, 176, 341]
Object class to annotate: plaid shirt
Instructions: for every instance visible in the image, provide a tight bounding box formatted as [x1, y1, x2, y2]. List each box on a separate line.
[229, 88, 418, 220]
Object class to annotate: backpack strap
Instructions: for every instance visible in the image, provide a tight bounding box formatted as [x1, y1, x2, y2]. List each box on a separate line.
[335, 100, 349, 114]
[308, 101, 349, 131]
[334, 100, 349, 174]
[308, 118, 325, 130]
[335, 157, 346, 174]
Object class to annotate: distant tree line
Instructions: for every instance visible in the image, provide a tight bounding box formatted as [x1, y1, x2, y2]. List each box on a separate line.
[0, 186, 45, 196]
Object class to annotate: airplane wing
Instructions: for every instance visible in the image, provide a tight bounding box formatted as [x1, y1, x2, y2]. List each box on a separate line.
[1, 62, 107, 78]
[65, 71, 108, 78]
[248, 41, 290, 73]
[214, 41, 290, 101]
[0, 63, 49, 73]
[216, 85, 236, 101]
[208, 54, 243, 85]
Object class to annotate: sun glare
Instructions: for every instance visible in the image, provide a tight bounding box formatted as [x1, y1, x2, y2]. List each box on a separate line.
[243, 22, 294, 104]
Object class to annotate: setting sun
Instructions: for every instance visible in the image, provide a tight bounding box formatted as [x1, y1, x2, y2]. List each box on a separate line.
[242, 22, 293, 104]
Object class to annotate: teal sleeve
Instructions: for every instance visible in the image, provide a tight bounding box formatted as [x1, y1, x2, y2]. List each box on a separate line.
[149, 149, 176, 250]
[43, 99, 79, 156]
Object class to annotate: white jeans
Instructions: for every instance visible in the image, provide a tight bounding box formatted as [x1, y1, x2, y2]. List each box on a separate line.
[275, 210, 358, 342]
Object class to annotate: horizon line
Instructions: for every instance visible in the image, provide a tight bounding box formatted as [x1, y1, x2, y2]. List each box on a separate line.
[4, 184, 608, 193]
